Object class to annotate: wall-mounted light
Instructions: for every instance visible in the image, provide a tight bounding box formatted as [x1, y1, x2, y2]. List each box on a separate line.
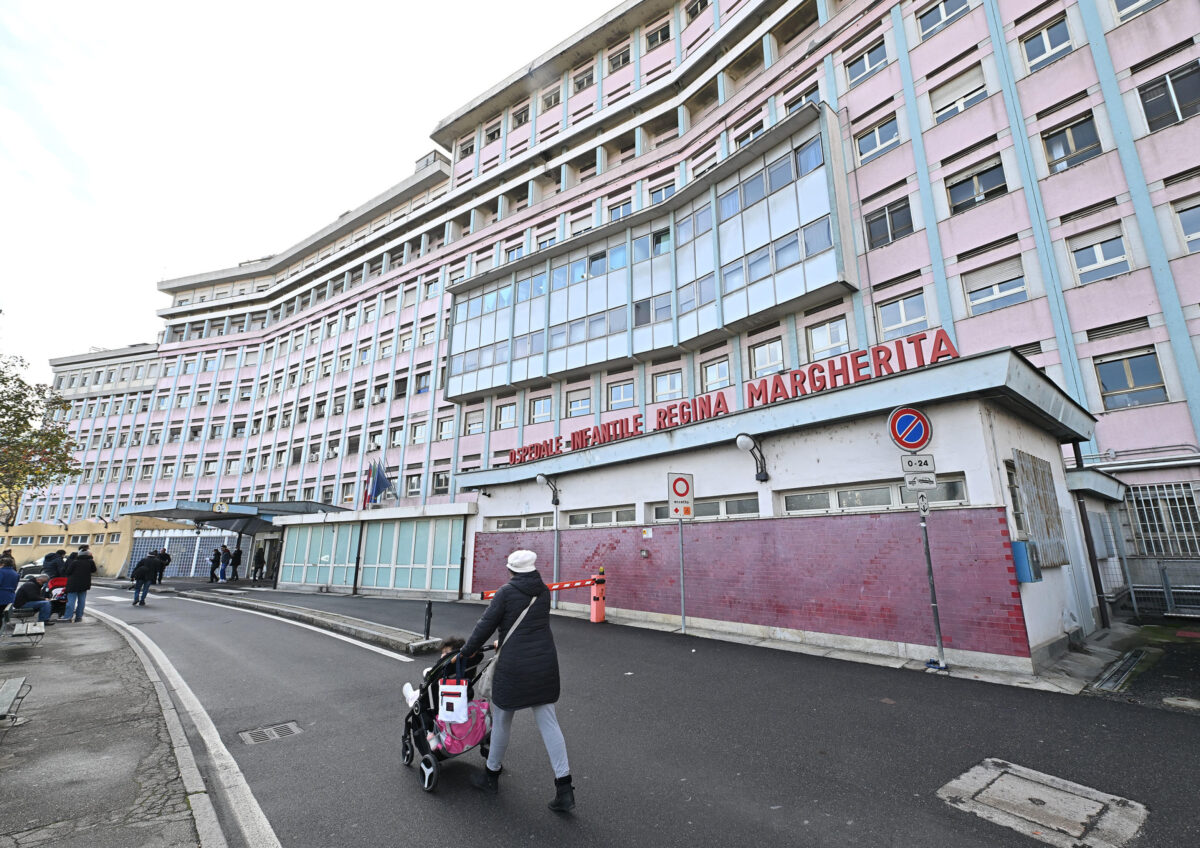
[535, 473, 560, 505]
[736, 433, 770, 482]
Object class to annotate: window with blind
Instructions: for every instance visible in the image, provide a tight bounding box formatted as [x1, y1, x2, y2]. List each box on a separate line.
[947, 158, 1007, 213]
[1042, 114, 1102, 173]
[931, 65, 987, 124]
[964, 257, 1027, 315]
[1069, 223, 1130, 284]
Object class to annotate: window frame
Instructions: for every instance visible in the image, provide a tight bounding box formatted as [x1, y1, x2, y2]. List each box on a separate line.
[855, 116, 900, 164]
[917, 0, 970, 40]
[646, 22, 671, 51]
[1071, 230, 1131, 284]
[702, 356, 730, 392]
[865, 197, 914, 249]
[652, 495, 759, 522]
[749, 338, 785, 379]
[946, 160, 1007, 214]
[782, 476, 968, 514]
[1042, 113, 1102, 174]
[846, 40, 887, 87]
[652, 370, 684, 402]
[964, 258, 1028, 315]
[1176, 200, 1200, 253]
[808, 317, 851, 360]
[1095, 348, 1168, 410]
[566, 388, 591, 418]
[878, 291, 929, 341]
[608, 380, 635, 411]
[1138, 61, 1200, 133]
[1022, 18, 1071, 73]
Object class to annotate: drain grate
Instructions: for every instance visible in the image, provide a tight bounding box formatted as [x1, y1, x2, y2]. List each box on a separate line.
[238, 721, 303, 745]
[1094, 649, 1146, 692]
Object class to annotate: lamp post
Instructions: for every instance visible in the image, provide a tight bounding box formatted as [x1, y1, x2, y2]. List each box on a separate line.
[735, 433, 770, 482]
[536, 474, 561, 609]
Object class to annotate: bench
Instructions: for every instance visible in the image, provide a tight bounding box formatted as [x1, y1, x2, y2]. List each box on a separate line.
[0, 676, 31, 736]
[2, 608, 45, 647]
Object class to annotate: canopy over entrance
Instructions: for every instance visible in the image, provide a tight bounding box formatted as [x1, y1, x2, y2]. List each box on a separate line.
[121, 500, 344, 535]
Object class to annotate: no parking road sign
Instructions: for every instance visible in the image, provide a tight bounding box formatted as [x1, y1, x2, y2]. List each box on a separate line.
[668, 472, 694, 519]
[887, 407, 932, 452]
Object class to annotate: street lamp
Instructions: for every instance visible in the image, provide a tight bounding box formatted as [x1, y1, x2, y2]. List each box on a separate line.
[535, 473, 560, 505]
[736, 433, 770, 482]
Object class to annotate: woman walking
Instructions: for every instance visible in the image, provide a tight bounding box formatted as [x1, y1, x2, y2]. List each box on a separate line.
[460, 549, 574, 812]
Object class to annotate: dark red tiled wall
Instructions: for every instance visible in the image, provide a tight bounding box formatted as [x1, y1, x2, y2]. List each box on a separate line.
[473, 507, 1028, 658]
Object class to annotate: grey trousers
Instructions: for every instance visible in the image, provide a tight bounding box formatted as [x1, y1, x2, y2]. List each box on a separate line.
[487, 703, 570, 778]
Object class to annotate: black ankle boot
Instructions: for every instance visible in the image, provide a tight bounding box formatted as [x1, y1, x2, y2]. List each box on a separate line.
[471, 766, 501, 794]
[548, 775, 575, 812]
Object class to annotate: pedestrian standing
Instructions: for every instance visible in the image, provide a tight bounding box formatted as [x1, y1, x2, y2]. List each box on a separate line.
[42, 550, 67, 579]
[209, 548, 221, 583]
[252, 547, 266, 582]
[460, 549, 575, 812]
[0, 552, 20, 617]
[219, 545, 231, 583]
[230, 547, 242, 581]
[156, 548, 171, 584]
[62, 545, 96, 622]
[131, 554, 157, 606]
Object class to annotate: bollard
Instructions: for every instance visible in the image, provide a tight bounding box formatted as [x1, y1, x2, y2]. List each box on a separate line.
[590, 567, 606, 623]
[424, 600, 433, 640]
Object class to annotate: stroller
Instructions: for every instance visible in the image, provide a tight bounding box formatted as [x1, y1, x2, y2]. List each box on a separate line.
[400, 648, 493, 792]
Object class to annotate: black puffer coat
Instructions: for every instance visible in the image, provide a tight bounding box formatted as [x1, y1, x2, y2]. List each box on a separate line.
[65, 552, 96, 592]
[462, 570, 560, 711]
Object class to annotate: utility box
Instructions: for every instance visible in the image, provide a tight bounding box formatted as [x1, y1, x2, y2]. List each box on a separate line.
[1012, 540, 1042, 583]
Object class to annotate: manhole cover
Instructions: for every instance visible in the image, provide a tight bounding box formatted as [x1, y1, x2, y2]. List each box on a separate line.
[938, 759, 1146, 847]
[238, 721, 303, 745]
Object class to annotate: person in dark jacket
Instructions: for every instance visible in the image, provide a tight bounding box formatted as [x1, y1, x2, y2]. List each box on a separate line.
[252, 548, 266, 582]
[219, 545, 231, 583]
[0, 555, 20, 615]
[62, 546, 97, 622]
[209, 548, 221, 583]
[131, 554, 158, 606]
[230, 547, 242, 581]
[41, 550, 67, 579]
[155, 549, 171, 584]
[14, 574, 55, 624]
[459, 549, 574, 812]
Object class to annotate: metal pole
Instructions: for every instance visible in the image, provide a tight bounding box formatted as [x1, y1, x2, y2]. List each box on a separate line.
[424, 600, 433, 640]
[552, 508, 560, 611]
[351, 520, 366, 596]
[678, 517, 686, 635]
[921, 512, 946, 670]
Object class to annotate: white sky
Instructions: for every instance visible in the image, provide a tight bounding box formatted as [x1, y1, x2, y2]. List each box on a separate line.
[0, 0, 616, 384]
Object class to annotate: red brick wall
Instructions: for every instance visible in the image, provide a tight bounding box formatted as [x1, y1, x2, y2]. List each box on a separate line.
[473, 507, 1028, 658]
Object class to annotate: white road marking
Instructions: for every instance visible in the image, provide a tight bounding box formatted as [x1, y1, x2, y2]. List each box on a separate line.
[90, 594, 130, 602]
[173, 595, 413, 662]
[90, 608, 281, 848]
[938, 758, 1147, 848]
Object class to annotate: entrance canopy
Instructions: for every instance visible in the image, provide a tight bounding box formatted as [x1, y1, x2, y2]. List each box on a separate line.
[121, 500, 344, 535]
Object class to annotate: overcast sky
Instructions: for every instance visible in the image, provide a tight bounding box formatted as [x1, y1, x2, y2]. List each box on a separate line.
[0, 0, 615, 383]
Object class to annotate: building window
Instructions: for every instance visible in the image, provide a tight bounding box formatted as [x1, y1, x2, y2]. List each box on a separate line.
[865, 198, 913, 249]
[512, 106, 529, 128]
[786, 86, 820, 115]
[610, 201, 632, 221]
[432, 471, 451, 496]
[650, 183, 676, 204]
[964, 257, 1027, 315]
[856, 117, 900, 163]
[608, 381, 635, 410]
[1139, 61, 1200, 132]
[1022, 18, 1071, 72]
[494, 403, 516, 430]
[684, 0, 710, 23]
[802, 217, 833, 256]
[653, 370, 683, 402]
[567, 506, 637, 527]
[463, 410, 484, 435]
[495, 514, 554, 531]
[931, 66, 987, 123]
[1043, 114, 1102, 173]
[646, 22, 670, 50]
[878, 291, 928, 341]
[918, 0, 969, 40]
[947, 159, 1006, 214]
[1176, 201, 1200, 253]
[783, 478, 967, 513]
[808, 317, 850, 360]
[608, 46, 631, 72]
[653, 495, 758, 521]
[1070, 225, 1130, 284]
[484, 123, 501, 144]
[410, 422, 427, 444]
[529, 396, 552, 424]
[542, 88, 561, 110]
[698, 357, 730, 392]
[1114, 0, 1166, 23]
[566, 388, 590, 418]
[405, 475, 422, 498]
[1096, 349, 1167, 409]
[573, 68, 594, 93]
[846, 40, 887, 87]
[749, 339, 784, 378]
[458, 140, 474, 161]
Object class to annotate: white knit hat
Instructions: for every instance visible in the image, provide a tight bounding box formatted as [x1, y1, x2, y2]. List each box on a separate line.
[506, 549, 537, 573]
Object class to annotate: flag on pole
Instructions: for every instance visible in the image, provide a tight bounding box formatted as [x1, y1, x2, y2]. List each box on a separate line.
[362, 460, 393, 508]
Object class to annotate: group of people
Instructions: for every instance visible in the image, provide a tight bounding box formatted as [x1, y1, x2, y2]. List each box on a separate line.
[0, 545, 97, 626]
[208, 545, 266, 583]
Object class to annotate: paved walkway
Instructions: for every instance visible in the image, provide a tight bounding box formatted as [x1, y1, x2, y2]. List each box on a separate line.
[0, 616, 211, 848]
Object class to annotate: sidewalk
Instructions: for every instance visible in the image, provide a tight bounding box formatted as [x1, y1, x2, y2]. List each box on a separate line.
[0, 616, 208, 848]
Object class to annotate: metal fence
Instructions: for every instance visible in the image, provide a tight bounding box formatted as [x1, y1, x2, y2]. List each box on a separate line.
[1120, 484, 1200, 618]
[122, 533, 239, 578]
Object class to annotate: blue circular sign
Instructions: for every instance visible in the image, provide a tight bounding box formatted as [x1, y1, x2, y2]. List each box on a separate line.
[888, 407, 932, 452]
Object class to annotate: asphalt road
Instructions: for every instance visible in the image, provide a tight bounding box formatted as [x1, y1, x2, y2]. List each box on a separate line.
[91, 590, 1200, 848]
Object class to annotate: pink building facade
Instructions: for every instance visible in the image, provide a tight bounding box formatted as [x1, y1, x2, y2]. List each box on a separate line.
[15, 0, 1200, 664]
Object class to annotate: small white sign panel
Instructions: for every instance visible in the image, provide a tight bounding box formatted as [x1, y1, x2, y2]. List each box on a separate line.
[905, 472, 938, 491]
[917, 493, 931, 516]
[212, 502, 230, 513]
[668, 472, 694, 520]
[900, 454, 936, 473]
[641, 527, 654, 539]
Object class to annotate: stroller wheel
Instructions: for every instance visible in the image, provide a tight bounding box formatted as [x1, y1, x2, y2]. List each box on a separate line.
[419, 754, 440, 792]
[402, 733, 414, 767]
